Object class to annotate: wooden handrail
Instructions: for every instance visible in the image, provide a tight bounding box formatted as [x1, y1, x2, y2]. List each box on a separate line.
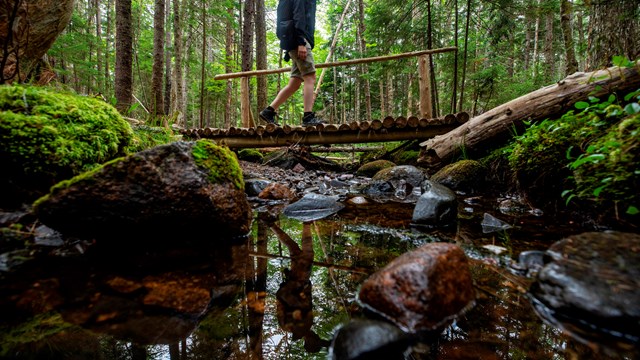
[213, 47, 457, 80]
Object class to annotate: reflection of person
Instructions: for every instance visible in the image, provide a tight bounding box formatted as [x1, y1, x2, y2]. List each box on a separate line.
[270, 222, 329, 352]
[259, 0, 325, 127]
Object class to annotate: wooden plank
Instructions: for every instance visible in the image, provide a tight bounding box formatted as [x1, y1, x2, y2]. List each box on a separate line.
[193, 124, 459, 148]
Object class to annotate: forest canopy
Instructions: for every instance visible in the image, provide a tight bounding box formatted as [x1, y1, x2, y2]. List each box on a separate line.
[0, 0, 638, 128]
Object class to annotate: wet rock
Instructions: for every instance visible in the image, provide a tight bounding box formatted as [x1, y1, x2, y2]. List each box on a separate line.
[355, 160, 396, 177]
[258, 182, 296, 201]
[329, 319, 414, 360]
[430, 159, 486, 194]
[529, 231, 640, 348]
[480, 213, 512, 233]
[411, 180, 458, 227]
[357, 242, 475, 332]
[498, 197, 530, 216]
[509, 250, 545, 277]
[283, 193, 345, 222]
[245, 178, 272, 197]
[372, 165, 426, 194]
[33, 140, 252, 243]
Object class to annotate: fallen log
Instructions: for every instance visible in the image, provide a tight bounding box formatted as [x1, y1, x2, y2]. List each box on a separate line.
[420, 61, 640, 165]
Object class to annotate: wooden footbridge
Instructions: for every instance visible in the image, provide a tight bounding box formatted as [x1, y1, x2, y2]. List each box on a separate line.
[183, 47, 464, 148]
[180, 112, 468, 148]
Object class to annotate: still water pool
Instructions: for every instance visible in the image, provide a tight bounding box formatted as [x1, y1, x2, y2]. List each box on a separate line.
[0, 194, 636, 359]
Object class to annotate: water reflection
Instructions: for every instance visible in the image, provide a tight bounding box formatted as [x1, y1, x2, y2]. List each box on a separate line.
[0, 199, 638, 359]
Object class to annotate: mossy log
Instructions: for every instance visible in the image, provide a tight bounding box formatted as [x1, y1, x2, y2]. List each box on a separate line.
[420, 61, 640, 164]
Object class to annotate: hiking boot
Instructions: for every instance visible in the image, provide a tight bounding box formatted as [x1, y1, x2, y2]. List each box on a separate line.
[259, 107, 280, 126]
[302, 112, 326, 127]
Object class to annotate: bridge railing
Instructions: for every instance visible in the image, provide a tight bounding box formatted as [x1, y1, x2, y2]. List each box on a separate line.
[214, 47, 458, 128]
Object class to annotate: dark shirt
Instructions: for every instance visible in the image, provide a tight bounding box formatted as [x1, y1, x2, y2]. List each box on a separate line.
[276, 0, 316, 50]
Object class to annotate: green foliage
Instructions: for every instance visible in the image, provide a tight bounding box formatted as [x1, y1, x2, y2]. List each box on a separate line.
[129, 125, 181, 153]
[0, 313, 74, 357]
[0, 84, 133, 181]
[192, 139, 244, 190]
[506, 86, 640, 218]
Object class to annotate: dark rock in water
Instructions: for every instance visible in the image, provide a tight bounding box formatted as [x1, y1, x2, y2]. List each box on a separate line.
[357, 243, 475, 332]
[244, 178, 272, 197]
[509, 250, 545, 277]
[372, 165, 426, 194]
[283, 193, 345, 222]
[411, 180, 458, 227]
[529, 231, 640, 349]
[32, 140, 252, 243]
[258, 182, 296, 201]
[329, 319, 414, 360]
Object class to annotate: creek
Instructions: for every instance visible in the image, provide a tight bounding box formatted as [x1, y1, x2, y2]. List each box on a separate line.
[0, 191, 637, 359]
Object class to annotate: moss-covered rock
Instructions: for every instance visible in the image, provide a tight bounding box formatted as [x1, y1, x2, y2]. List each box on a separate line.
[430, 160, 487, 194]
[356, 160, 396, 177]
[33, 140, 252, 242]
[192, 139, 245, 191]
[237, 148, 264, 163]
[0, 85, 133, 207]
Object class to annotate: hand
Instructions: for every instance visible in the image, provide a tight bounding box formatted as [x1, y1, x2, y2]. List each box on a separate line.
[297, 45, 307, 61]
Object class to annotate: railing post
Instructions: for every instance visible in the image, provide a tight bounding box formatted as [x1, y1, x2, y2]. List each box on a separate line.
[418, 55, 433, 119]
[240, 76, 253, 128]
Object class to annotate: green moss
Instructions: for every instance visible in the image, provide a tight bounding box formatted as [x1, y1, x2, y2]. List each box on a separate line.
[129, 125, 181, 153]
[392, 150, 419, 165]
[237, 148, 264, 163]
[356, 159, 396, 177]
[192, 139, 244, 190]
[0, 312, 74, 356]
[0, 84, 133, 180]
[502, 88, 640, 218]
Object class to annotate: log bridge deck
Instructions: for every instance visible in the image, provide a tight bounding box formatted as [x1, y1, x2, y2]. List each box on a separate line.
[180, 112, 469, 148]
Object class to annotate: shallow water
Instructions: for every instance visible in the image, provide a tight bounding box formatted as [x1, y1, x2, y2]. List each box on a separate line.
[0, 194, 637, 359]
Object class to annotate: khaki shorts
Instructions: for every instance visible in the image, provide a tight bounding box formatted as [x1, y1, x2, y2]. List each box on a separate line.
[288, 40, 316, 79]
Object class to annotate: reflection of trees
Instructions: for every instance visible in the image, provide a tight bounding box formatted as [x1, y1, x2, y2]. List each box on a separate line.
[270, 221, 330, 353]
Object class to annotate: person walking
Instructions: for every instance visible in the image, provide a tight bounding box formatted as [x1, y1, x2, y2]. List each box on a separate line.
[259, 0, 325, 127]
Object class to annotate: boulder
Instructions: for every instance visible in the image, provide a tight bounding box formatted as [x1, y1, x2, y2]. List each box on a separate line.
[356, 160, 396, 177]
[0, 85, 133, 208]
[411, 180, 458, 227]
[32, 140, 252, 243]
[430, 159, 486, 194]
[357, 242, 475, 332]
[372, 165, 427, 193]
[529, 231, 640, 348]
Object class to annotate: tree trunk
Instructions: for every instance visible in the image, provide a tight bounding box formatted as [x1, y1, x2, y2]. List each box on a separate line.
[357, 0, 371, 121]
[255, 0, 267, 115]
[560, 0, 578, 76]
[172, 0, 185, 125]
[543, 8, 555, 82]
[0, 0, 74, 83]
[115, 0, 133, 114]
[152, 0, 165, 117]
[164, 0, 172, 117]
[586, 0, 640, 71]
[419, 61, 640, 166]
[241, 0, 255, 127]
[199, 0, 206, 128]
[94, 0, 103, 93]
[224, 5, 235, 128]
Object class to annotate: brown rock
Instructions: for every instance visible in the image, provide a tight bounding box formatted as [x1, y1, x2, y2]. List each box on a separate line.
[358, 242, 475, 332]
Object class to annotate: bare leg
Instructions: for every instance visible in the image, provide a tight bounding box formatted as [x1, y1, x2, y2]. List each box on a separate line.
[302, 72, 316, 112]
[270, 77, 303, 110]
